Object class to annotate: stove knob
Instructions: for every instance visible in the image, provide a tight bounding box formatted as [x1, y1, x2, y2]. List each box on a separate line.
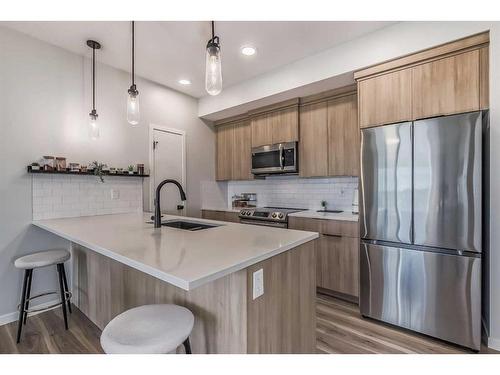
[272, 213, 277, 218]
[246, 211, 251, 216]
[278, 213, 284, 219]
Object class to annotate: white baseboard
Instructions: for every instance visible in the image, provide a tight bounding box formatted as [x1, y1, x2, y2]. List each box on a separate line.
[0, 298, 60, 326]
[488, 336, 500, 351]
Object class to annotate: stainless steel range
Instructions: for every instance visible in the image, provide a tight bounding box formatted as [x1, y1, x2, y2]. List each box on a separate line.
[238, 207, 305, 228]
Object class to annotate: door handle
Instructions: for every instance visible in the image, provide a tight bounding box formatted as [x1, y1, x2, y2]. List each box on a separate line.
[279, 144, 284, 170]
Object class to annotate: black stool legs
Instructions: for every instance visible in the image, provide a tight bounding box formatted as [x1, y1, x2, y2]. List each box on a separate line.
[183, 337, 192, 354]
[56, 263, 69, 330]
[60, 264, 72, 314]
[16, 264, 72, 344]
[23, 269, 33, 325]
[16, 269, 31, 343]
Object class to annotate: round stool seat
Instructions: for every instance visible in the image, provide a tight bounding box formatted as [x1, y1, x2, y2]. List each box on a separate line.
[14, 249, 70, 269]
[100, 304, 194, 354]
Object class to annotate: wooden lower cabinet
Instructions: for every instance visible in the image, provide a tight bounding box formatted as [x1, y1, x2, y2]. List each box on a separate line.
[317, 234, 359, 298]
[72, 240, 317, 353]
[289, 216, 359, 300]
[201, 209, 240, 223]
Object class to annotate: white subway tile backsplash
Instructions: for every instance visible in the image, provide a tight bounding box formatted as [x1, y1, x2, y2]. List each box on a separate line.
[32, 174, 143, 220]
[226, 176, 358, 211]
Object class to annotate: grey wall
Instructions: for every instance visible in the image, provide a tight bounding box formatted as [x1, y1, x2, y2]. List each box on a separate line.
[0, 26, 215, 319]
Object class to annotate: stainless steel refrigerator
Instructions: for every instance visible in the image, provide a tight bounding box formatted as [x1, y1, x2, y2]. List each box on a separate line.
[359, 111, 484, 351]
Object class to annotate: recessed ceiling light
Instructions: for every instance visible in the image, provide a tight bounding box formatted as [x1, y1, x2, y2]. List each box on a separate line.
[241, 46, 256, 56]
[178, 79, 191, 85]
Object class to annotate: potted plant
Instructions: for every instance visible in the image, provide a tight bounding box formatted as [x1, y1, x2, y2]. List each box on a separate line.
[128, 165, 134, 175]
[90, 161, 107, 183]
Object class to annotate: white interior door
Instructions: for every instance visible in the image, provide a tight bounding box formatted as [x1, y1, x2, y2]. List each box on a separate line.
[150, 125, 186, 215]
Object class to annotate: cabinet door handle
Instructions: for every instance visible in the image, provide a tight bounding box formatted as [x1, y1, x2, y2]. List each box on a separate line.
[322, 233, 342, 238]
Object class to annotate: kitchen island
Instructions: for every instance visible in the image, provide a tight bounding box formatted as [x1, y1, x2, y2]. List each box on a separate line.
[33, 213, 319, 354]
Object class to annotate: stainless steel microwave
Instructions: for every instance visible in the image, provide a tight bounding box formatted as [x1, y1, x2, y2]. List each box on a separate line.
[251, 142, 298, 175]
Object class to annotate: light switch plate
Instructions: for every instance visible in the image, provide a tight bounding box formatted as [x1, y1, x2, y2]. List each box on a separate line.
[110, 189, 120, 200]
[252, 268, 264, 300]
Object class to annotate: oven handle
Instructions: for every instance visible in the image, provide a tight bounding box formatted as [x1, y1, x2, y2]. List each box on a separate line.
[239, 219, 288, 228]
[279, 144, 284, 170]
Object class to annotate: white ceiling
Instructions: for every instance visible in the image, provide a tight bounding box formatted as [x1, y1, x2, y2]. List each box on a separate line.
[1, 21, 394, 98]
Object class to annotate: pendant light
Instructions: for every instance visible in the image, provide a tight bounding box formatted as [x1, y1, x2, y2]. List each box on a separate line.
[87, 40, 101, 140]
[205, 21, 222, 96]
[127, 21, 140, 125]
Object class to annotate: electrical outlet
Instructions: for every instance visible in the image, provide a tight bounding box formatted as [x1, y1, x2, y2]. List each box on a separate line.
[110, 189, 120, 200]
[252, 268, 264, 300]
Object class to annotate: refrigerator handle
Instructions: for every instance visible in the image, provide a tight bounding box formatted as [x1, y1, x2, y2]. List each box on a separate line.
[410, 121, 414, 245]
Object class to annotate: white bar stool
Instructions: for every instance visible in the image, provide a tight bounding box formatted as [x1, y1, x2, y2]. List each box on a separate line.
[14, 249, 72, 343]
[100, 304, 194, 354]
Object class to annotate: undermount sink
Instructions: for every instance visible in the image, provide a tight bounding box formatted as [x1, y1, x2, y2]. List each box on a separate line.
[316, 209, 344, 213]
[155, 220, 220, 231]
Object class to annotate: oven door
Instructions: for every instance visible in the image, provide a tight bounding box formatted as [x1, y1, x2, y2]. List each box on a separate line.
[239, 219, 288, 228]
[251, 142, 297, 175]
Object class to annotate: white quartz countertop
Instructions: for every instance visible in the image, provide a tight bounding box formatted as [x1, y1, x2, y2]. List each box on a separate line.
[288, 210, 359, 222]
[32, 213, 318, 291]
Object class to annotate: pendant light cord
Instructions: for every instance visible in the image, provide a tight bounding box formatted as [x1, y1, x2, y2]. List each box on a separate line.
[211, 20, 215, 40]
[92, 45, 96, 111]
[132, 21, 135, 86]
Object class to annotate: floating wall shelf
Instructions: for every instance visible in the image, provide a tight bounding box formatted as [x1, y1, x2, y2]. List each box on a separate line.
[27, 166, 149, 178]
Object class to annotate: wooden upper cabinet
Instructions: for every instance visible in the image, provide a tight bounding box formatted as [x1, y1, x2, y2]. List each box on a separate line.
[250, 114, 273, 147]
[300, 91, 359, 178]
[215, 124, 234, 181]
[215, 119, 252, 181]
[358, 69, 412, 128]
[480, 46, 489, 109]
[271, 107, 299, 144]
[327, 94, 359, 176]
[356, 33, 489, 128]
[250, 101, 299, 147]
[299, 101, 329, 177]
[412, 50, 480, 119]
[232, 120, 252, 180]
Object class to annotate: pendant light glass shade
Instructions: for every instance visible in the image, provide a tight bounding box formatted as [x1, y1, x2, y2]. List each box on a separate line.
[89, 111, 99, 140]
[87, 40, 101, 140]
[127, 21, 140, 125]
[127, 89, 140, 125]
[205, 43, 222, 96]
[205, 22, 222, 96]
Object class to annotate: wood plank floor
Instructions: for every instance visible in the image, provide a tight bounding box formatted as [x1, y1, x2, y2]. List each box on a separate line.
[0, 305, 102, 354]
[0, 296, 497, 354]
[316, 293, 497, 354]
